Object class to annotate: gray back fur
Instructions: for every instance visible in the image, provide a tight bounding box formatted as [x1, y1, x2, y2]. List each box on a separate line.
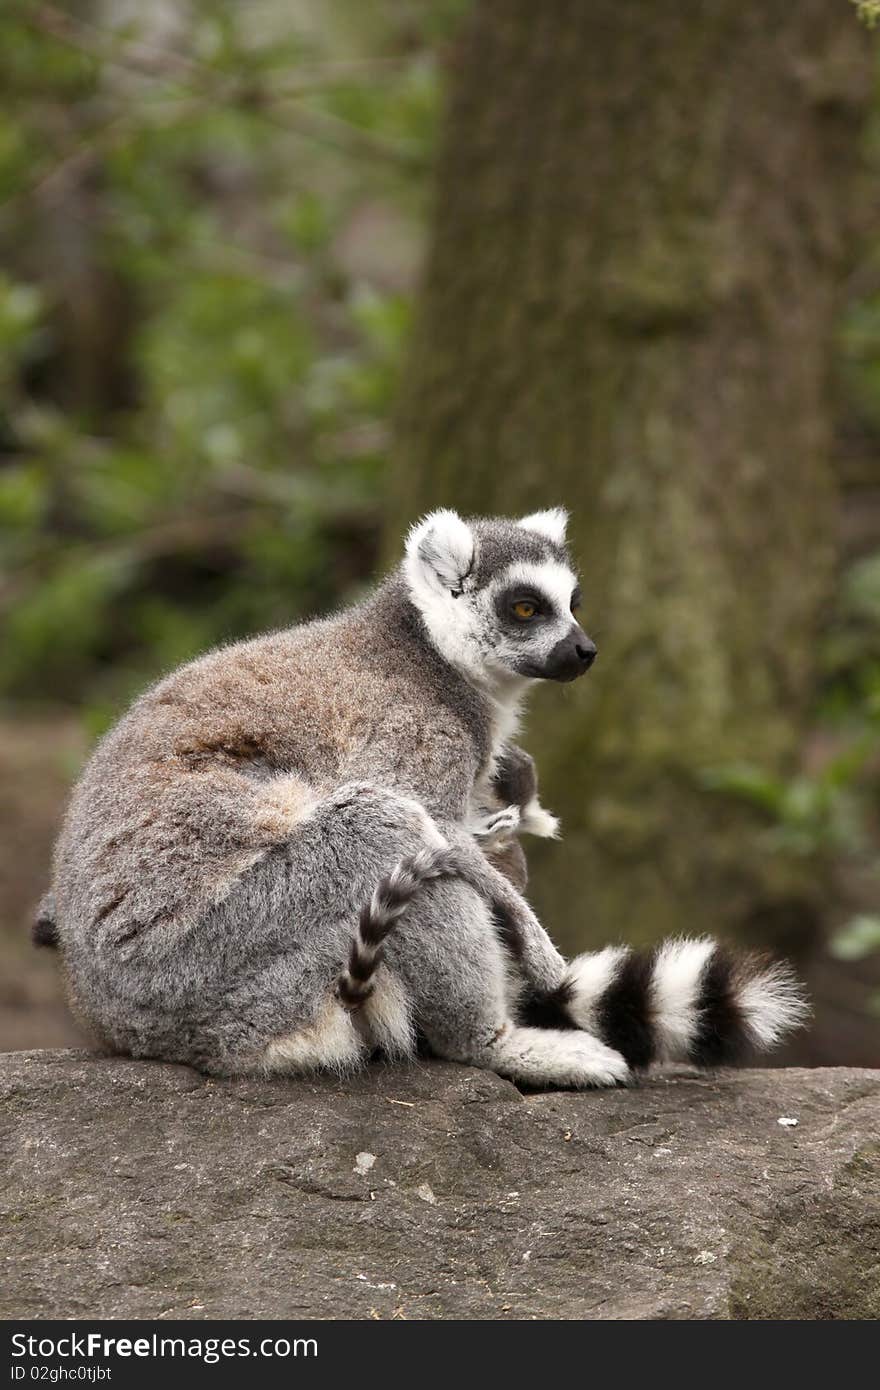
[42, 510, 803, 1085]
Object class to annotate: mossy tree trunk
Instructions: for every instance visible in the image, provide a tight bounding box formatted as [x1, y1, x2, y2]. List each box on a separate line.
[390, 0, 872, 957]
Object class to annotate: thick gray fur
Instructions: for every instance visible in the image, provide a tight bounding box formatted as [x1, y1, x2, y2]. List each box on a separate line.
[43, 510, 805, 1086]
[337, 843, 474, 1010]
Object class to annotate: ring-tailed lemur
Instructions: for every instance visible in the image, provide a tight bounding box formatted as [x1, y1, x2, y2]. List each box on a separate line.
[36, 508, 806, 1085]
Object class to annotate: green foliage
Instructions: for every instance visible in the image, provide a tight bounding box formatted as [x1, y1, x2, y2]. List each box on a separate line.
[705, 546, 880, 1001]
[0, 0, 458, 722]
[854, 1, 880, 30]
[831, 914, 880, 1014]
[702, 744, 875, 860]
[830, 913, 880, 961]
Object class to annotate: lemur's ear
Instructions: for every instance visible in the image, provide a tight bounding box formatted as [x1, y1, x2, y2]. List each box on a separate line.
[517, 507, 568, 546]
[405, 509, 476, 597]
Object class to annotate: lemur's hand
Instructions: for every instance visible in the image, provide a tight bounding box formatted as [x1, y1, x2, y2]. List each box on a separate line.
[470, 804, 521, 848]
[491, 744, 560, 840]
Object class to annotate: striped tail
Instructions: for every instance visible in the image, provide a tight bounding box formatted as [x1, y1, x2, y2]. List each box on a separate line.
[336, 845, 470, 1010]
[533, 937, 808, 1069]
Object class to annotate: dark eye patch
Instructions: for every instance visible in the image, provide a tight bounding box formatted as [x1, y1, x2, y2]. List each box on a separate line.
[570, 585, 582, 612]
[495, 585, 554, 631]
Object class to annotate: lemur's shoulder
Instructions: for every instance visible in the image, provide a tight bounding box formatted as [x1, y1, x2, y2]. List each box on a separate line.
[355, 575, 495, 754]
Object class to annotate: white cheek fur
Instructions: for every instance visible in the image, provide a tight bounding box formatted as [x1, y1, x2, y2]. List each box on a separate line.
[404, 553, 582, 691]
[485, 558, 582, 666]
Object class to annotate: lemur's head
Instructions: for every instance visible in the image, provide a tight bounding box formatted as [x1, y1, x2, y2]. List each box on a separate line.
[403, 507, 595, 691]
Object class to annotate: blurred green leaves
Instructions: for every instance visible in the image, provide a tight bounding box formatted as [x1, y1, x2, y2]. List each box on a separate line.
[0, 0, 452, 720]
[830, 912, 880, 1013]
[704, 544, 880, 996]
[830, 913, 880, 960]
[854, 1, 880, 32]
[702, 741, 875, 860]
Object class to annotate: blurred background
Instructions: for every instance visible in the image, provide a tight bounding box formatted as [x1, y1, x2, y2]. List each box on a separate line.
[1, 0, 879, 1065]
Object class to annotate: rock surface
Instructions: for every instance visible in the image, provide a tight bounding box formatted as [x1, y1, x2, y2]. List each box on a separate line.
[1, 1051, 878, 1320]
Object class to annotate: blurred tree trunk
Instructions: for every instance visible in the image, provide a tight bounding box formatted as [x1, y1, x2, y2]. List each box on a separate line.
[390, 0, 872, 959]
[1, 9, 133, 423]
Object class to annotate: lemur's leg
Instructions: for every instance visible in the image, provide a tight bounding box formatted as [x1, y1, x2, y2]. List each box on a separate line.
[256, 786, 635, 1073]
[247, 783, 627, 1087]
[231, 782, 627, 1088]
[438, 824, 659, 1049]
[381, 876, 629, 1088]
[439, 824, 569, 999]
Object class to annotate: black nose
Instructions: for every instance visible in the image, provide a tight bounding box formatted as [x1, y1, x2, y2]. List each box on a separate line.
[576, 639, 597, 669]
[535, 628, 598, 682]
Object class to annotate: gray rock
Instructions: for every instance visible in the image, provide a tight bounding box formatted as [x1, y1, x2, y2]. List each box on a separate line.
[1, 1051, 878, 1320]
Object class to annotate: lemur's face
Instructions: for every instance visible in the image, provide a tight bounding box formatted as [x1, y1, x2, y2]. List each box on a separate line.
[404, 507, 596, 689]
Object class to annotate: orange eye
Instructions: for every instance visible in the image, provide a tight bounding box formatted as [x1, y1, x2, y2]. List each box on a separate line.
[512, 600, 537, 620]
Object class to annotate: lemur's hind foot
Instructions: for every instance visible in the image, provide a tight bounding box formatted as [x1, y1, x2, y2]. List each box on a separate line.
[471, 1023, 629, 1089]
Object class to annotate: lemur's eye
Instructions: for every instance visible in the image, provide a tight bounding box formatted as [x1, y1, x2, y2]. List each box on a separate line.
[570, 588, 582, 614]
[511, 599, 537, 621]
